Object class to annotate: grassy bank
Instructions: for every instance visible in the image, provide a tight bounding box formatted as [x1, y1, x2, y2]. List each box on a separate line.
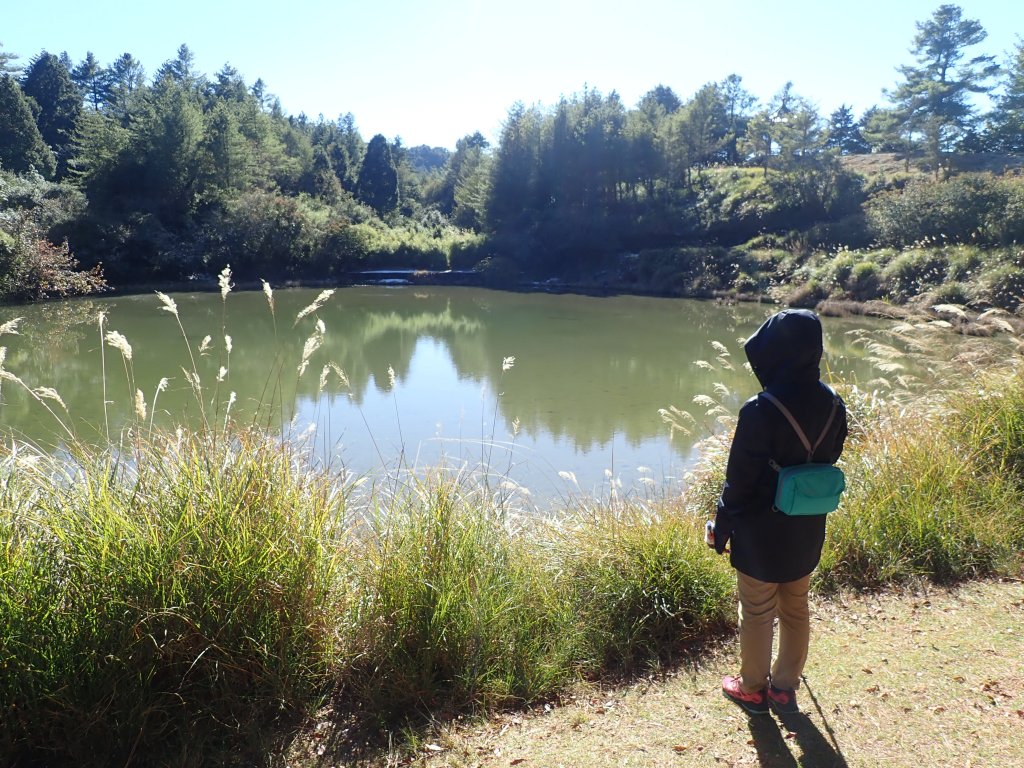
[408, 579, 1024, 768]
[2, 301, 1024, 766]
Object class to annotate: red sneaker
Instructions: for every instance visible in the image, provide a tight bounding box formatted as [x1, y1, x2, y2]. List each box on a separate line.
[767, 684, 799, 714]
[721, 675, 768, 715]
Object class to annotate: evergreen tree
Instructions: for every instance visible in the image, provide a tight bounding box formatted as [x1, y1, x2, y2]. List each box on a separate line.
[637, 84, 681, 119]
[250, 78, 268, 110]
[71, 52, 111, 111]
[331, 112, 365, 192]
[436, 132, 489, 215]
[825, 104, 869, 154]
[452, 147, 491, 230]
[69, 108, 129, 193]
[772, 87, 825, 169]
[202, 101, 251, 193]
[155, 44, 206, 95]
[0, 74, 56, 177]
[859, 106, 911, 154]
[622, 108, 662, 201]
[107, 53, 146, 125]
[142, 82, 205, 222]
[310, 145, 342, 201]
[356, 133, 399, 215]
[0, 41, 21, 75]
[986, 38, 1024, 153]
[487, 102, 542, 233]
[720, 74, 757, 163]
[20, 51, 83, 177]
[212, 64, 248, 103]
[667, 82, 730, 185]
[887, 4, 998, 170]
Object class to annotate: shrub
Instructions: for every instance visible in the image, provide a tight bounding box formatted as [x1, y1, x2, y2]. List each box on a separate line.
[978, 262, 1024, 311]
[785, 279, 831, 308]
[927, 280, 972, 306]
[881, 249, 947, 302]
[865, 174, 1005, 248]
[0, 225, 106, 302]
[847, 261, 882, 301]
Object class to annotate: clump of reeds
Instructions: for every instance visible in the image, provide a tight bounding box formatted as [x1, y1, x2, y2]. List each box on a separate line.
[0, 428, 349, 767]
[560, 504, 734, 673]
[338, 476, 579, 720]
[817, 343, 1024, 590]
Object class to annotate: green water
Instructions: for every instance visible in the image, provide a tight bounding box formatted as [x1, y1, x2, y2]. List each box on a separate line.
[0, 286, 906, 506]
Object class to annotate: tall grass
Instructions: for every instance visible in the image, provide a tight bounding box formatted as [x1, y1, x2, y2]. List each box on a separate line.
[0, 430, 349, 766]
[340, 479, 578, 720]
[817, 355, 1024, 590]
[564, 506, 734, 672]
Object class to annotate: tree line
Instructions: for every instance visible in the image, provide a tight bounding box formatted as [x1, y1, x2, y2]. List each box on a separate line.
[1, 3, 1023, 301]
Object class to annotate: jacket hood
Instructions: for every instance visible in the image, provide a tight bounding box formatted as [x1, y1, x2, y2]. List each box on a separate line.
[744, 309, 823, 389]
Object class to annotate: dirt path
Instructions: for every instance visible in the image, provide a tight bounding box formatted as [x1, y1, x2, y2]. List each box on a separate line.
[400, 580, 1024, 768]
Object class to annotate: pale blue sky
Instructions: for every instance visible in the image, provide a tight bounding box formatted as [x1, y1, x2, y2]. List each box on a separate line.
[3, 1, 1022, 149]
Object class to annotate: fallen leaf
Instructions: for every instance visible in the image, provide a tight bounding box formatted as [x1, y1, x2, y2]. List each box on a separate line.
[673, 745, 688, 752]
[510, 760, 527, 766]
[866, 685, 880, 693]
[932, 706, 946, 714]
[425, 743, 444, 752]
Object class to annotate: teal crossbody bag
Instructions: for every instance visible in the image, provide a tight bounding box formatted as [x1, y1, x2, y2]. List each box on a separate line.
[761, 391, 846, 516]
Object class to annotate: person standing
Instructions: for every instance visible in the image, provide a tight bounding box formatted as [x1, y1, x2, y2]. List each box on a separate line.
[710, 309, 848, 715]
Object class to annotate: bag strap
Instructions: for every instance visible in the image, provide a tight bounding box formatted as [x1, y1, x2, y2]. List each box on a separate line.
[761, 390, 839, 463]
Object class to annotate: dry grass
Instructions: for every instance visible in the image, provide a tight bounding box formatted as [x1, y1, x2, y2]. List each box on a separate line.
[317, 579, 1024, 767]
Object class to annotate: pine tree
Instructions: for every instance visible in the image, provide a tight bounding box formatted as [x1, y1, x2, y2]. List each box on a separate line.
[107, 53, 146, 125]
[71, 52, 111, 111]
[0, 41, 21, 75]
[887, 4, 998, 171]
[0, 74, 56, 177]
[20, 51, 83, 177]
[825, 105, 869, 154]
[986, 39, 1024, 153]
[356, 134, 399, 215]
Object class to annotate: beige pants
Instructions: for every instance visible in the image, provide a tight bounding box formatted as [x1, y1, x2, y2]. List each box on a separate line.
[737, 571, 812, 693]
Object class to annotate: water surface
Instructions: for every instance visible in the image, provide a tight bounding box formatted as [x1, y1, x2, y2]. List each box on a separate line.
[0, 287, 904, 506]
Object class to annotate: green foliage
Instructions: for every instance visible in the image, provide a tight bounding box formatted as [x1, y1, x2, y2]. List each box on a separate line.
[865, 174, 1024, 248]
[818, 371, 1024, 590]
[204, 190, 318, 279]
[343, 482, 577, 718]
[976, 262, 1024, 312]
[0, 430, 347, 766]
[887, 4, 998, 167]
[0, 74, 56, 178]
[881, 248, 948, 301]
[19, 52, 82, 178]
[566, 510, 733, 672]
[986, 38, 1024, 153]
[0, 169, 105, 301]
[357, 134, 400, 215]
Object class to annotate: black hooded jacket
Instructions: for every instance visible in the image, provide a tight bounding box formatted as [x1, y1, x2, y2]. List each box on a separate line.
[713, 309, 848, 583]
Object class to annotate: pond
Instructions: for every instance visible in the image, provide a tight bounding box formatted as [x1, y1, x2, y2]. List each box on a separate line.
[0, 286, 923, 507]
